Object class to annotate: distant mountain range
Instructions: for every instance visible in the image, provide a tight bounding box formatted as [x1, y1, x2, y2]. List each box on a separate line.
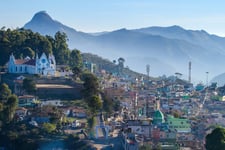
[24, 11, 225, 85]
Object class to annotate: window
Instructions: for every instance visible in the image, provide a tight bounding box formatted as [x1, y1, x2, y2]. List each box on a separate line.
[15, 66, 17, 72]
[41, 59, 46, 63]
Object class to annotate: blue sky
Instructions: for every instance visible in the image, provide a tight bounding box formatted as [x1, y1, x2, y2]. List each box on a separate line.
[1, 0, 225, 36]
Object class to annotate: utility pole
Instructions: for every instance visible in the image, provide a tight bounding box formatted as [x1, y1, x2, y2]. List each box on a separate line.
[146, 64, 150, 81]
[204, 71, 209, 103]
[189, 61, 191, 83]
[206, 72, 209, 87]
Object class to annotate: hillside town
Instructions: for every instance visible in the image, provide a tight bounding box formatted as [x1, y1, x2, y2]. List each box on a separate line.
[1, 49, 225, 150]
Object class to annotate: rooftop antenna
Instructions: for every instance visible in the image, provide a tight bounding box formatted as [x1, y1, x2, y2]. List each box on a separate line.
[206, 72, 209, 87]
[146, 64, 150, 80]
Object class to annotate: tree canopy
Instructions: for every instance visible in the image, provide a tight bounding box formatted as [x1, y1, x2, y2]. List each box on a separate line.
[52, 31, 70, 65]
[81, 72, 102, 126]
[82, 72, 100, 98]
[0, 28, 71, 66]
[205, 127, 225, 150]
[69, 49, 83, 69]
[0, 83, 11, 101]
[0, 83, 18, 124]
[70, 49, 83, 78]
[87, 95, 102, 115]
[22, 78, 36, 95]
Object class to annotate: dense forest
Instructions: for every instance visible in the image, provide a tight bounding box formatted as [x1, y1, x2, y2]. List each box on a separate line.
[0, 27, 82, 68]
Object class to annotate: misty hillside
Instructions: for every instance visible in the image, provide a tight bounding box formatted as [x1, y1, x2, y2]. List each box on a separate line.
[24, 11, 225, 84]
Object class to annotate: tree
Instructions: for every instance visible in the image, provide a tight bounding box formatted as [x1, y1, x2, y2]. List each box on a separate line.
[72, 66, 82, 79]
[113, 99, 121, 112]
[87, 116, 97, 131]
[86, 95, 102, 115]
[69, 49, 83, 69]
[82, 73, 100, 98]
[172, 110, 180, 118]
[118, 57, 125, 63]
[0, 83, 11, 101]
[53, 31, 70, 65]
[118, 57, 125, 68]
[139, 144, 152, 150]
[49, 106, 62, 124]
[101, 92, 113, 114]
[81, 72, 102, 136]
[0, 102, 4, 127]
[70, 49, 83, 79]
[20, 47, 35, 59]
[0, 103, 3, 112]
[118, 57, 125, 74]
[5, 94, 18, 122]
[23, 78, 36, 94]
[42, 123, 56, 134]
[205, 127, 225, 150]
[0, 83, 17, 124]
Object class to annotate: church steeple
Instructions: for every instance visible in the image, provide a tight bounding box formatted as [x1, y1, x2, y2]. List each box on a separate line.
[8, 53, 16, 73]
[9, 53, 15, 63]
[36, 52, 38, 60]
[35, 52, 39, 74]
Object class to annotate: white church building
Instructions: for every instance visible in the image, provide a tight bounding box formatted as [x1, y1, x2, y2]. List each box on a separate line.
[8, 53, 56, 76]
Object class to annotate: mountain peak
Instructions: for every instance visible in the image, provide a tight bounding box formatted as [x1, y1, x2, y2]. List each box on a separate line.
[24, 11, 62, 35]
[167, 25, 184, 30]
[31, 11, 53, 23]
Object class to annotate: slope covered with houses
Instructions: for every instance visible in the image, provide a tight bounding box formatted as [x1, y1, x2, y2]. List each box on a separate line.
[2, 54, 225, 149]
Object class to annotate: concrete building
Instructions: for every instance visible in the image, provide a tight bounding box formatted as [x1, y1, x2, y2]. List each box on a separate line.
[167, 115, 191, 133]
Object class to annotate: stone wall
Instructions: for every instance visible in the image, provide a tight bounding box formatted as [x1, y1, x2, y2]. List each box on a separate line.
[35, 77, 83, 100]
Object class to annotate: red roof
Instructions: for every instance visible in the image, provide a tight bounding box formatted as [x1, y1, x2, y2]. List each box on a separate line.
[15, 59, 35, 66]
[15, 59, 27, 64]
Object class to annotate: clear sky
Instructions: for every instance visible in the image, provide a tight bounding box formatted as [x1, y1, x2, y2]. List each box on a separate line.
[1, 0, 225, 36]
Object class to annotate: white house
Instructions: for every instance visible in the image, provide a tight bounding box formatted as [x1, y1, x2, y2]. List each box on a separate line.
[18, 95, 36, 107]
[8, 52, 56, 76]
[40, 100, 63, 107]
[15, 107, 28, 117]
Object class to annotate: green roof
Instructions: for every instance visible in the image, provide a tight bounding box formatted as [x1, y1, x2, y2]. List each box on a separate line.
[167, 115, 191, 133]
[153, 110, 165, 124]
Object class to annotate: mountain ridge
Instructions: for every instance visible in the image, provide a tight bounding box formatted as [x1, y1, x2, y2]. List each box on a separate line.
[23, 11, 225, 84]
